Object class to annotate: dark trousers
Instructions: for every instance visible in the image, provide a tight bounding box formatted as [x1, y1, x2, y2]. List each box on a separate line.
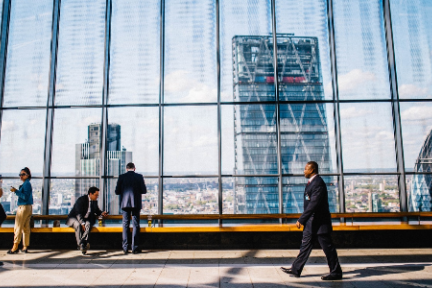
[67, 217, 92, 247]
[0, 204, 6, 226]
[122, 209, 140, 252]
[291, 232, 342, 276]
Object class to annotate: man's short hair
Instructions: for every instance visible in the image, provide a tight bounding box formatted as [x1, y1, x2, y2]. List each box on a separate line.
[126, 162, 135, 169]
[307, 161, 319, 174]
[88, 186, 99, 195]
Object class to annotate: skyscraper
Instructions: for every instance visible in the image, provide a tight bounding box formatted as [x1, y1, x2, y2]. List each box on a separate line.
[409, 129, 432, 211]
[233, 34, 338, 214]
[75, 123, 132, 213]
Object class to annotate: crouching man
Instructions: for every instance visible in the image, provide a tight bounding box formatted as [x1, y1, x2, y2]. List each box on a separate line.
[66, 187, 108, 254]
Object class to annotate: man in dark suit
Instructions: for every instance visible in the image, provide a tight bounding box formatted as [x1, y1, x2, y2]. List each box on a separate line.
[281, 161, 342, 280]
[115, 162, 147, 254]
[67, 186, 108, 254]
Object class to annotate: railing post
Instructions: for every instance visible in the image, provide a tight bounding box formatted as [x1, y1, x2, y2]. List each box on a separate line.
[216, 0, 222, 227]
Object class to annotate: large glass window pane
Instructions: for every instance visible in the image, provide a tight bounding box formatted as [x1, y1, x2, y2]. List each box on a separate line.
[406, 174, 432, 212]
[220, 0, 273, 103]
[222, 104, 277, 175]
[109, 0, 160, 104]
[344, 175, 400, 212]
[163, 178, 218, 214]
[107, 107, 159, 176]
[222, 177, 279, 214]
[51, 108, 102, 176]
[390, 0, 432, 99]
[400, 102, 432, 173]
[48, 178, 93, 215]
[0, 110, 46, 176]
[333, 0, 391, 100]
[340, 103, 396, 173]
[55, 0, 106, 106]
[283, 176, 339, 213]
[108, 177, 158, 215]
[164, 0, 217, 103]
[164, 106, 217, 175]
[1, 179, 42, 215]
[276, 0, 333, 101]
[280, 103, 337, 174]
[3, 0, 53, 107]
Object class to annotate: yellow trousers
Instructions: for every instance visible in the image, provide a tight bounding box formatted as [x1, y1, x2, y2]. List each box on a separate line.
[14, 205, 32, 246]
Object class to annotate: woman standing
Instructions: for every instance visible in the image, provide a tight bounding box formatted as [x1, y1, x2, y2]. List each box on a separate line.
[8, 167, 33, 254]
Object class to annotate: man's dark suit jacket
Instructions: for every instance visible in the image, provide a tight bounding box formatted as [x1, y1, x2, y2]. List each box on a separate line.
[67, 195, 102, 226]
[298, 175, 332, 235]
[115, 171, 147, 210]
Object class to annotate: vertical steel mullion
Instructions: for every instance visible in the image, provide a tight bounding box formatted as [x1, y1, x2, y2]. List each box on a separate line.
[216, 0, 222, 224]
[100, 0, 112, 211]
[270, 0, 283, 219]
[327, 0, 345, 217]
[383, 0, 407, 213]
[42, 0, 61, 216]
[158, 0, 165, 221]
[0, 0, 11, 170]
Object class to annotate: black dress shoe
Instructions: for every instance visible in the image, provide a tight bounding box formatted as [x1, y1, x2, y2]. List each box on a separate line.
[132, 249, 142, 254]
[7, 250, 19, 254]
[21, 249, 28, 253]
[321, 274, 343, 280]
[123, 250, 128, 255]
[0, 261, 3, 266]
[280, 267, 300, 278]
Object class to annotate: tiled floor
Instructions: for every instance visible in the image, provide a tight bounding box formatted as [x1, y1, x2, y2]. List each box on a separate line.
[0, 248, 431, 287]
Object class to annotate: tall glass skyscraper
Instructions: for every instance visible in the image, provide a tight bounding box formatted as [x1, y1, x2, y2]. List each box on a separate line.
[233, 35, 338, 214]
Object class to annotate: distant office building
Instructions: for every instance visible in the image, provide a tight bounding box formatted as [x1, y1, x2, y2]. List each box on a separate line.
[409, 130, 432, 211]
[75, 123, 132, 213]
[232, 34, 338, 214]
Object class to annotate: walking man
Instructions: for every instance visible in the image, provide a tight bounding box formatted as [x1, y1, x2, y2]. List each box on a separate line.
[281, 161, 342, 280]
[115, 162, 147, 254]
[67, 186, 108, 254]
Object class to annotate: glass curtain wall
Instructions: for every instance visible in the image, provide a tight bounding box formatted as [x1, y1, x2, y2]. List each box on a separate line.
[1, 0, 431, 217]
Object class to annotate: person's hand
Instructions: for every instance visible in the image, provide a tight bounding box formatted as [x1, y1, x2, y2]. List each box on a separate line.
[10, 187, 17, 192]
[296, 221, 303, 229]
[101, 211, 109, 218]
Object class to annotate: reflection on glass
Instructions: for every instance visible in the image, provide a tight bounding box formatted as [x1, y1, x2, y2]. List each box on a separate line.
[55, 0, 106, 105]
[3, 0, 53, 107]
[222, 104, 277, 175]
[283, 176, 339, 213]
[163, 178, 218, 214]
[0, 110, 46, 176]
[109, 0, 160, 104]
[276, 0, 333, 100]
[333, 0, 390, 99]
[107, 107, 159, 176]
[220, 0, 272, 102]
[164, 0, 217, 103]
[340, 103, 396, 172]
[1, 179, 42, 215]
[51, 108, 102, 176]
[280, 103, 337, 174]
[390, 0, 432, 99]
[164, 106, 217, 175]
[344, 175, 400, 212]
[400, 103, 432, 172]
[107, 178, 158, 215]
[406, 174, 432, 212]
[48, 179, 91, 215]
[223, 177, 278, 214]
